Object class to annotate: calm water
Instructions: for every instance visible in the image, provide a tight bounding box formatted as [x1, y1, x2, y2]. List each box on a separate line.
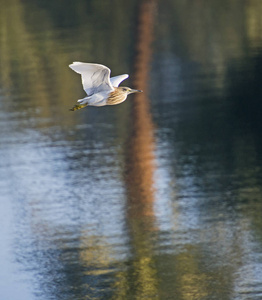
[1, 0, 262, 299]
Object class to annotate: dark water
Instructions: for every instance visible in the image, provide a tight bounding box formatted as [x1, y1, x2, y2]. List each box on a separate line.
[1, 0, 262, 299]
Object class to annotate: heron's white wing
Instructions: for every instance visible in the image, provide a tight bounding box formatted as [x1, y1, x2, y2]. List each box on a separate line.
[69, 62, 114, 95]
[110, 74, 129, 87]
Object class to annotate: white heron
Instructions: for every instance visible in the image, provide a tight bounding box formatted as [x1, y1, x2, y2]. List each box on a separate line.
[69, 62, 142, 111]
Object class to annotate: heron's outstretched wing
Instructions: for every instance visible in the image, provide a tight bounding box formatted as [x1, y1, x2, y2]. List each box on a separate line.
[110, 74, 129, 87]
[69, 62, 114, 96]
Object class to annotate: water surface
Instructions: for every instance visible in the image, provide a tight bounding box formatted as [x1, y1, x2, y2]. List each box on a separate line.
[1, 0, 262, 299]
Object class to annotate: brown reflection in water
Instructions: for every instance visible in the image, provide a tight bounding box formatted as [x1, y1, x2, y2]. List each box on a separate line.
[125, 0, 157, 219]
[114, 1, 159, 299]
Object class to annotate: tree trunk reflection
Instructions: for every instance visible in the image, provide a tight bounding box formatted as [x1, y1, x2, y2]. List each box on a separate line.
[117, 1, 159, 299]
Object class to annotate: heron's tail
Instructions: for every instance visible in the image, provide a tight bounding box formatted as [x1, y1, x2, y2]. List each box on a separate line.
[69, 103, 88, 111]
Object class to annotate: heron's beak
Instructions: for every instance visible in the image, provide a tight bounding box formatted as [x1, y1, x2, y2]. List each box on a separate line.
[130, 89, 143, 94]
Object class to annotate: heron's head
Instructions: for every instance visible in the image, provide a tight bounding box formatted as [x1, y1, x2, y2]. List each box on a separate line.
[119, 87, 143, 94]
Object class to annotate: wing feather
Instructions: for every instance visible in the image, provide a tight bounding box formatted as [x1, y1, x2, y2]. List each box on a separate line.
[110, 74, 129, 87]
[69, 62, 114, 95]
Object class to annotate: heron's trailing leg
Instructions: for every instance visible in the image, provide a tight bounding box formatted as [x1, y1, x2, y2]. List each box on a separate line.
[69, 103, 88, 111]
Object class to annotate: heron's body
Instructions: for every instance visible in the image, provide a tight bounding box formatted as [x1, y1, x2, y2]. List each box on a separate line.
[107, 88, 130, 105]
[69, 62, 142, 111]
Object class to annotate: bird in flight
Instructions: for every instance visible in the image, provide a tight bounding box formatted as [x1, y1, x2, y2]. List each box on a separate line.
[69, 62, 142, 111]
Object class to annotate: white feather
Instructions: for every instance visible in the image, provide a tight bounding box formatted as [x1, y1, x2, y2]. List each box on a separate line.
[69, 62, 114, 96]
[110, 74, 129, 87]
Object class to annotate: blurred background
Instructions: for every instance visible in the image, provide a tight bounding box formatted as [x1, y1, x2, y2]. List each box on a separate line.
[1, 0, 262, 299]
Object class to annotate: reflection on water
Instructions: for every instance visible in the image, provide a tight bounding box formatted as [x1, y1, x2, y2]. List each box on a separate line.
[1, 0, 262, 299]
